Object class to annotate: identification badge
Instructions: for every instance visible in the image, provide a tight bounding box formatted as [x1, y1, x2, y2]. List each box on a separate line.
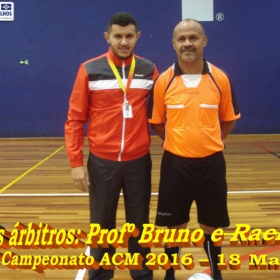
[123, 103, 133, 119]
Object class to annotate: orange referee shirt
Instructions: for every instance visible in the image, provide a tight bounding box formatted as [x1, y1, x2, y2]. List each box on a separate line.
[148, 60, 241, 158]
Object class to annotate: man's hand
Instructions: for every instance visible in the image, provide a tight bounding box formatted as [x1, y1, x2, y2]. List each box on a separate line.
[151, 123, 165, 141]
[71, 166, 90, 192]
[221, 120, 236, 140]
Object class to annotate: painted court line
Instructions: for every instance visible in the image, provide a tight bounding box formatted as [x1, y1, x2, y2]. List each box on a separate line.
[75, 246, 90, 280]
[0, 145, 65, 194]
[1, 190, 280, 197]
[254, 142, 280, 159]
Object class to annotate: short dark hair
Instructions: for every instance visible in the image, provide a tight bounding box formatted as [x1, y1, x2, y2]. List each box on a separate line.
[107, 12, 138, 32]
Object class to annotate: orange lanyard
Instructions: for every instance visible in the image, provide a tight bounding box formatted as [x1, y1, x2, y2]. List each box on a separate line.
[107, 54, 135, 97]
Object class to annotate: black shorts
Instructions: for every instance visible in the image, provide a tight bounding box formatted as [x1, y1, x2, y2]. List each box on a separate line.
[155, 150, 230, 228]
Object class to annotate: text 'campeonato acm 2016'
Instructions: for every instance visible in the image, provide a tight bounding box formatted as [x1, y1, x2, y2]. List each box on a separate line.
[1, 222, 280, 273]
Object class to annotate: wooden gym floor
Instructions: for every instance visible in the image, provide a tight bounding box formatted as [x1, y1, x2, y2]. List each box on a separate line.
[0, 135, 280, 279]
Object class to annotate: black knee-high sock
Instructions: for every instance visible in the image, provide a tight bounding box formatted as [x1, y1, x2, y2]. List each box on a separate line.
[164, 245, 180, 280]
[203, 234, 223, 280]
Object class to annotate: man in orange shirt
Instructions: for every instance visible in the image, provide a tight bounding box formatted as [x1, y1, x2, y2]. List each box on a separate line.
[148, 19, 240, 280]
[65, 12, 158, 280]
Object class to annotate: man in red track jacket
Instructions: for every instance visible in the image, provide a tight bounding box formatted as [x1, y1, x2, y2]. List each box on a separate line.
[65, 12, 158, 280]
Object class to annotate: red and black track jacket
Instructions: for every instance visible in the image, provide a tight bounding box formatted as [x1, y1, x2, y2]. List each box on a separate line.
[65, 47, 158, 167]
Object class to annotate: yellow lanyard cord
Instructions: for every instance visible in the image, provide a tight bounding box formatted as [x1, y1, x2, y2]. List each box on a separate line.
[107, 54, 135, 96]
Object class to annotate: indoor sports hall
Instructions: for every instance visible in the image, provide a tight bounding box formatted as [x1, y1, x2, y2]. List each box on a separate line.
[1, 1, 280, 279]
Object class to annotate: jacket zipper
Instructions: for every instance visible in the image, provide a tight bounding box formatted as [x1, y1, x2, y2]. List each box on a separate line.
[118, 61, 127, 161]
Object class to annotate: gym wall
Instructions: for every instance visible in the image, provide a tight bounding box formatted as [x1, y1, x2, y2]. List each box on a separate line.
[0, 0, 279, 137]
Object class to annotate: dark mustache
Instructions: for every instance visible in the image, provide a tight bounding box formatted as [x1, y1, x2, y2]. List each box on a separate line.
[181, 47, 196, 52]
